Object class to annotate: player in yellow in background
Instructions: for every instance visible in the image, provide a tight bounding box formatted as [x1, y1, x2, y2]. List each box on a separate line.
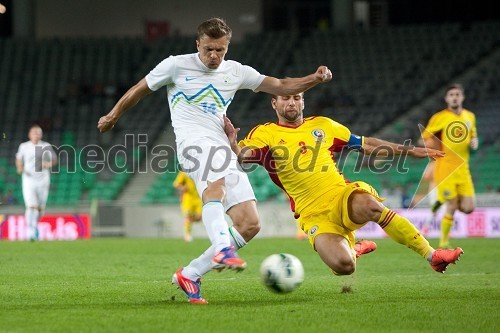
[224, 91, 463, 275]
[422, 84, 478, 248]
[173, 171, 202, 242]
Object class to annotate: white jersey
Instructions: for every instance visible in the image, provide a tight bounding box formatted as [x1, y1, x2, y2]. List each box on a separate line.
[16, 140, 55, 184]
[145, 53, 265, 147]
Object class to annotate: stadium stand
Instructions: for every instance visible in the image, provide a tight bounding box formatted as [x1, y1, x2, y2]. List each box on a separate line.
[1, 21, 499, 207]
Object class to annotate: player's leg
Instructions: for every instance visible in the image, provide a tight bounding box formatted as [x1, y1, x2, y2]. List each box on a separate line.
[201, 178, 231, 250]
[315, 233, 355, 275]
[177, 172, 254, 280]
[22, 181, 39, 241]
[342, 182, 435, 260]
[457, 176, 475, 214]
[440, 197, 457, 248]
[226, 199, 260, 245]
[183, 216, 193, 242]
[180, 199, 193, 242]
[458, 196, 475, 214]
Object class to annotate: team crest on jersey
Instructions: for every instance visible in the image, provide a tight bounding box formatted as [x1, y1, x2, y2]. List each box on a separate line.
[309, 225, 319, 236]
[311, 129, 325, 142]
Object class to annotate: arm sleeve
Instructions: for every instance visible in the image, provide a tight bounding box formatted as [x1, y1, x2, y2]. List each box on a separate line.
[328, 119, 356, 152]
[238, 64, 266, 92]
[145, 56, 176, 91]
[422, 114, 441, 139]
[15, 144, 23, 160]
[238, 125, 271, 165]
[239, 125, 269, 150]
[173, 172, 184, 187]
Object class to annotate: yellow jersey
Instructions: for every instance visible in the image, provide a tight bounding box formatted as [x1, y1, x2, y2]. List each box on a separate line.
[173, 171, 200, 202]
[239, 116, 363, 217]
[422, 108, 476, 181]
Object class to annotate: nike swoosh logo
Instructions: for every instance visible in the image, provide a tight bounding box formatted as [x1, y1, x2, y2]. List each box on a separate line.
[185, 76, 197, 81]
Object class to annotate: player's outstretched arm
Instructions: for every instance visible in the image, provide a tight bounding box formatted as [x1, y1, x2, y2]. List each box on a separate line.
[97, 79, 153, 133]
[256, 66, 332, 96]
[363, 137, 445, 160]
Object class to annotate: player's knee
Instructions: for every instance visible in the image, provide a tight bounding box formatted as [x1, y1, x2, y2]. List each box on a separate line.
[351, 194, 380, 223]
[233, 215, 261, 240]
[202, 184, 226, 202]
[332, 258, 356, 275]
[244, 215, 261, 238]
[366, 199, 383, 220]
[459, 204, 475, 214]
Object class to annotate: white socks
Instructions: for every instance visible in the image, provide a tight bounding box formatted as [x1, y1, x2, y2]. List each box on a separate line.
[202, 201, 230, 254]
[182, 226, 247, 280]
[228, 226, 247, 249]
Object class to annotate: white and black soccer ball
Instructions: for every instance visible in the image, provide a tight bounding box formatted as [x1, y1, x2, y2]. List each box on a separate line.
[260, 253, 304, 294]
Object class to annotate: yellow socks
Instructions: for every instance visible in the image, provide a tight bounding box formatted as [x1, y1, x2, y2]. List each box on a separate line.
[439, 213, 454, 248]
[378, 207, 434, 259]
[184, 218, 192, 241]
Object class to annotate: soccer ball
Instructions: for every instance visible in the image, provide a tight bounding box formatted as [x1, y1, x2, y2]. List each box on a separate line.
[260, 253, 304, 294]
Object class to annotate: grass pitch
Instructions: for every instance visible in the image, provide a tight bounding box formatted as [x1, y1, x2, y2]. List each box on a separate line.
[0, 238, 498, 333]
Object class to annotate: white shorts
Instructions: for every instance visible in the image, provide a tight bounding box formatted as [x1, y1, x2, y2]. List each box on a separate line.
[22, 179, 50, 208]
[177, 140, 256, 212]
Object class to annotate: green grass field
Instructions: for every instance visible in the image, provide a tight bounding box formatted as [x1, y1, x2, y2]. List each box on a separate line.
[1, 238, 499, 333]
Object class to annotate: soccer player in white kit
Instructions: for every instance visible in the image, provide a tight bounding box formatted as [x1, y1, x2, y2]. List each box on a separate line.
[98, 18, 332, 304]
[16, 125, 57, 241]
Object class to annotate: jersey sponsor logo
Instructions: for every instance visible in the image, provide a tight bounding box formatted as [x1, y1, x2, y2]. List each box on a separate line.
[309, 225, 319, 236]
[311, 129, 325, 142]
[185, 76, 197, 81]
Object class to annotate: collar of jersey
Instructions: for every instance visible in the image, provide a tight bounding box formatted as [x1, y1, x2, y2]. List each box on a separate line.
[275, 120, 305, 128]
[195, 52, 223, 72]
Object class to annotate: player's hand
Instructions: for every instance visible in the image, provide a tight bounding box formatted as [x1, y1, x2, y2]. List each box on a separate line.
[470, 137, 478, 150]
[223, 115, 240, 144]
[315, 66, 333, 83]
[411, 147, 445, 160]
[97, 114, 118, 133]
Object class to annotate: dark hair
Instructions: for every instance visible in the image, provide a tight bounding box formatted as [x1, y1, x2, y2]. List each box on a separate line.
[446, 83, 464, 94]
[197, 18, 232, 41]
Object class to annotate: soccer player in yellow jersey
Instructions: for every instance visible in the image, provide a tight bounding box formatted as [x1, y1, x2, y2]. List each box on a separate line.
[422, 84, 478, 248]
[224, 92, 464, 275]
[173, 171, 203, 242]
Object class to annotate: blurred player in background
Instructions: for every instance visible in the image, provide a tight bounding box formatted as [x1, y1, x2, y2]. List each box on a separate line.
[224, 91, 464, 277]
[419, 160, 439, 236]
[16, 125, 57, 241]
[173, 171, 202, 242]
[98, 17, 332, 304]
[422, 84, 478, 248]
